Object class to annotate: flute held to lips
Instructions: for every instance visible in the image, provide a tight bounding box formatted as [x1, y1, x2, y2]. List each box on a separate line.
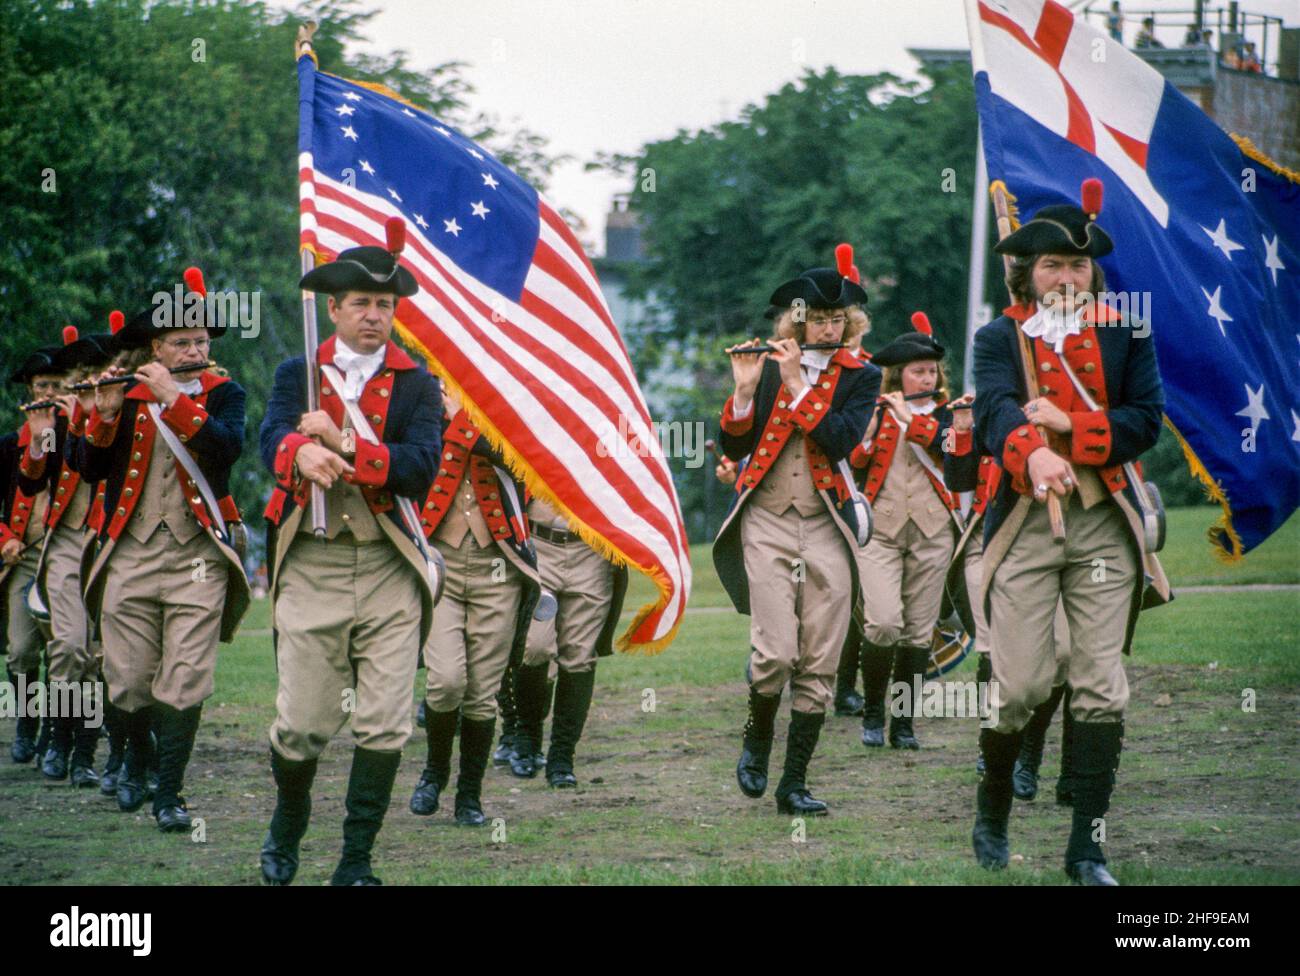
[68, 359, 216, 392]
[725, 341, 848, 355]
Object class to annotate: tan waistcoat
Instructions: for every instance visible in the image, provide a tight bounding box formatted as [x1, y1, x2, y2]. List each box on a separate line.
[872, 442, 950, 540]
[127, 448, 200, 545]
[433, 471, 493, 549]
[750, 434, 823, 518]
[298, 478, 384, 543]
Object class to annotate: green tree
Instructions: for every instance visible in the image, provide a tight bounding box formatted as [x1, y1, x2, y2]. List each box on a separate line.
[0, 0, 565, 547]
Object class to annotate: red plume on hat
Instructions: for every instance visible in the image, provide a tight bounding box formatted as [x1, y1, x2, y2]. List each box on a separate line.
[835, 243, 862, 284]
[183, 266, 206, 298]
[63, 325, 78, 345]
[386, 216, 406, 257]
[910, 311, 933, 336]
[109, 310, 125, 335]
[1081, 178, 1103, 221]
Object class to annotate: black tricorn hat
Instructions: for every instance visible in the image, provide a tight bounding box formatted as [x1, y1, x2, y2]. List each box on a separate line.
[871, 311, 946, 367]
[54, 326, 117, 372]
[115, 267, 227, 350]
[8, 346, 63, 385]
[300, 219, 418, 298]
[994, 178, 1114, 258]
[769, 267, 869, 311]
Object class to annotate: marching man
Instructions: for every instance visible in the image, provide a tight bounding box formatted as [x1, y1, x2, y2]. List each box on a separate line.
[259, 230, 442, 885]
[408, 385, 539, 825]
[714, 256, 878, 816]
[970, 179, 1169, 885]
[78, 270, 250, 832]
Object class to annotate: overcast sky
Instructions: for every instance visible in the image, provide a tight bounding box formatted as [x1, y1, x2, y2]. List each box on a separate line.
[277, 0, 1298, 254]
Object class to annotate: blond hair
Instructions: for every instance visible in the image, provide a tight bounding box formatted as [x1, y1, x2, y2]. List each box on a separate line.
[881, 360, 951, 401]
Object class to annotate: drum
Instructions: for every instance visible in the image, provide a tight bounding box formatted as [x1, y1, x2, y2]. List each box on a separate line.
[926, 614, 973, 680]
[24, 578, 53, 643]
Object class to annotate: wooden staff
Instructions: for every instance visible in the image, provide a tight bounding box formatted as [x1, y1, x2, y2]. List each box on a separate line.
[989, 179, 1065, 542]
[298, 20, 327, 537]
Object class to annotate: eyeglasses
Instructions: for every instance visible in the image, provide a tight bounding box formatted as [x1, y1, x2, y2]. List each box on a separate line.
[808, 315, 849, 328]
[162, 337, 211, 353]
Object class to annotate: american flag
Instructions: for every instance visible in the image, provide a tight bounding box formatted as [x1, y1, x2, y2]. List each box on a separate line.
[966, 0, 1299, 557]
[297, 55, 691, 651]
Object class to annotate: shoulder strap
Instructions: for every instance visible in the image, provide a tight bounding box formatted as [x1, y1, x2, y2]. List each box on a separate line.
[146, 403, 227, 539]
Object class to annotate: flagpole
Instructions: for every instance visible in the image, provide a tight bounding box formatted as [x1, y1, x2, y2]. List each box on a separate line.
[964, 123, 989, 394]
[297, 21, 327, 537]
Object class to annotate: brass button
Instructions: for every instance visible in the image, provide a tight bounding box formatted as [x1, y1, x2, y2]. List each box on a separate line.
[814, 402, 823, 410]
[778, 401, 787, 409]
[370, 414, 382, 424]
[116, 507, 126, 516]
[370, 459, 383, 469]
[192, 416, 202, 425]
[492, 509, 502, 517]
[758, 449, 769, 457]
[128, 469, 139, 479]
[445, 452, 454, 461]
[134, 431, 144, 441]
[60, 471, 70, 481]
[378, 388, 389, 398]
[1083, 362, 1095, 373]
[341, 513, 351, 522]
[57, 486, 66, 495]
[821, 381, 831, 389]
[1040, 385, 1051, 394]
[278, 444, 286, 453]
[772, 418, 781, 425]
[1040, 362, 1051, 371]
[1083, 339, 1093, 349]
[191, 496, 201, 506]
[765, 434, 775, 441]
[179, 434, 189, 442]
[133, 451, 142, 461]
[383, 370, 392, 378]
[426, 501, 435, 510]
[488, 492, 498, 500]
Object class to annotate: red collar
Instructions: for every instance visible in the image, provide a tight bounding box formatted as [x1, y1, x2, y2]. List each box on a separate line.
[318, 334, 416, 371]
[833, 348, 866, 370]
[1003, 301, 1123, 325]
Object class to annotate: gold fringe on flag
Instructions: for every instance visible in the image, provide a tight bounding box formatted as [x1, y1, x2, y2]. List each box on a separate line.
[393, 320, 682, 655]
[1230, 133, 1300, 185]
[1162, 414, 1243, 563]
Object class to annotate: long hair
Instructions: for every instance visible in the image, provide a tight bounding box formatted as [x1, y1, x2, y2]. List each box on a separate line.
[772, 305, 870, 346]
[881, 360, 951, 402]
[1006, 254, 1107, 306]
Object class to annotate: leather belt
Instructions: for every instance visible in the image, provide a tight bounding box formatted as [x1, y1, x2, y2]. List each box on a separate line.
[529, 519, 581, 545]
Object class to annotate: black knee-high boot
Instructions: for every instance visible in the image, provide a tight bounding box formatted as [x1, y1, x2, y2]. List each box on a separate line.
[546, 666, 596, 788]
[975, 653, 993, 773]
[1056, 687, 1076, 806]
[509, 662, 550, 779]
[737, 687, 781, 798]
[410, 706, 458, 815]
[153, 703, 203, 831]
[859, 639, 893, 747]
[260, 747, 318, 885]
[493, 664, 519, 765]
[454, 716, 496, 827]
[10, 667, 40, 763]
[888, 645, 928, 750]
[973, 727, 1022, 869]
[332, 747, 401, 886]
[40, 714, 75, 781]
[116, 705, 156, 813]
[1014, 683, 1066, 801]
[775, 710, 828, 816]
[1064, 721, 1123, 886]
[100, 699, 127, 794]
[834, 618, 864, 717]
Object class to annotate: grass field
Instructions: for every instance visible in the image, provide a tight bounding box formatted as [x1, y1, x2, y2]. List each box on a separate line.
[2, 506, 1297, 885]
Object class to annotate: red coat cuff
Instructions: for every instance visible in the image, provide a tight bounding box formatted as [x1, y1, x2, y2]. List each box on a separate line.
[84, 407, 122, 447]
[160, 393, 210, 443]
[905, 413, 941, 447]
[19, 445, 46, 480]
[1069, 410, 1112, 466]
[68, 401, 88, 436]
[273, 433, 312, 489]
[0, 524, 15, 548]
[949, 428, 973, 456]
[720, 395, 754, 436]
[789, 389, 830, 435]
[350, 438, 391, 487]
[1001, 423, 1048, 493]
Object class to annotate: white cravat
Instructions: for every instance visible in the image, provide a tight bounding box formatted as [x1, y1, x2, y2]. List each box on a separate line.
[911, 398, 937, 416]
[1020, 304, 1084, 354]
[176, 378, 202, 396]
[333, 339, 387, 401]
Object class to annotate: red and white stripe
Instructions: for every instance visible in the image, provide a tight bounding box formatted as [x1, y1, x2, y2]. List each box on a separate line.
[300, 153, 691, 651]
